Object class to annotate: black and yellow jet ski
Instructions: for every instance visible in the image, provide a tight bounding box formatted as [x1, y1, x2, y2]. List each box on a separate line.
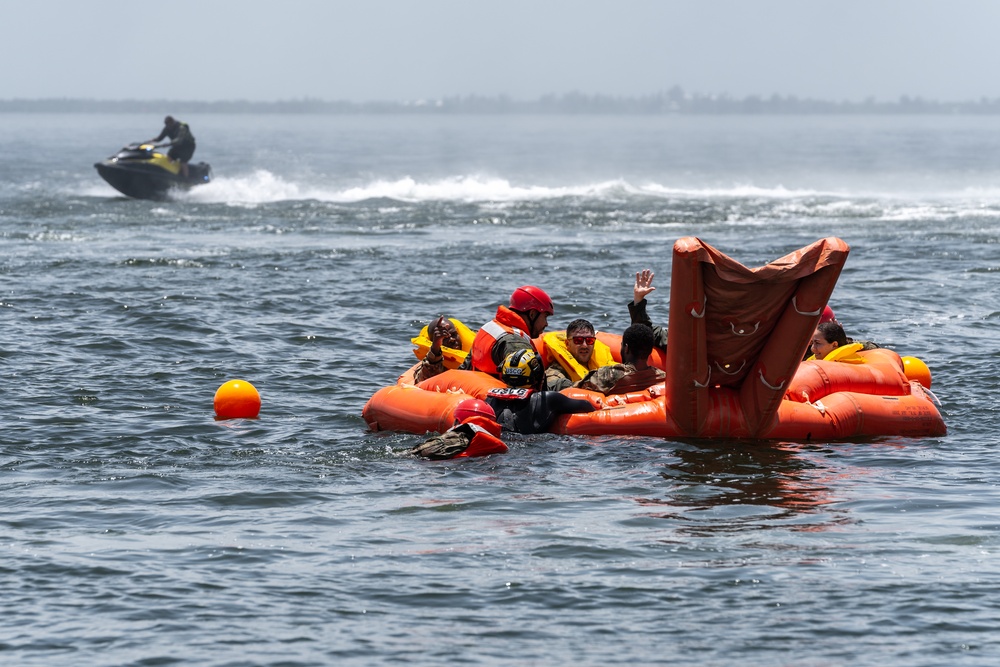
[94, 143, 212, 200]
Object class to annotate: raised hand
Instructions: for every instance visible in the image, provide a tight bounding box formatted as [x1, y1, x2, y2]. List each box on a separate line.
[633, 269, 656, 305]
[429, 316, 449, 353]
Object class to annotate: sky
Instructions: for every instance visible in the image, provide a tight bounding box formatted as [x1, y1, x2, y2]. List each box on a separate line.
[5, 0, 1000, 103]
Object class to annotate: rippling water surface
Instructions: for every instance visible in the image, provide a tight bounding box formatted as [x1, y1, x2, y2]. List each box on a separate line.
[2, 112, 1000, 666]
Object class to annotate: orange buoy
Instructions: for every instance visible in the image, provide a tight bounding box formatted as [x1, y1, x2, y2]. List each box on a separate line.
[901, 356, 932, 389]
[214, 379, 261, 419]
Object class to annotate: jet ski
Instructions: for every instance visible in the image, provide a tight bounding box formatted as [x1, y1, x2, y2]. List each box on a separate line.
[94, 143, 212, 200]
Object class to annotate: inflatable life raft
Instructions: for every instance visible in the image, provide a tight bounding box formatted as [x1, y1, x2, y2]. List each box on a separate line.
[363, 237, 946, 440]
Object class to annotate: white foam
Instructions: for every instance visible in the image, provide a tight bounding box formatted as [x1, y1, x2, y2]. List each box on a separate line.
[170, 172, 844, 205]
[72, 170, 1000, 215]
[178, 172, 639, 204]
[181, 170, 307, 205]
[637, 182, 828, 199]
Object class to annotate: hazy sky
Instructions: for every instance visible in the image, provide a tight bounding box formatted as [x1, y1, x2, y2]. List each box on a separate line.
[6, 1, 1000, 103]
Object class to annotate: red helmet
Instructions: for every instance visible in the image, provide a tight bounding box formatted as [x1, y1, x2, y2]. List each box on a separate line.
[454, 398, 496, 423]
[509, 285, 554, 315]
[820, 305, 836, 323]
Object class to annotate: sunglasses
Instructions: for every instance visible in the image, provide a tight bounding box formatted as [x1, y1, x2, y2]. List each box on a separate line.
[571, 336, 597, 346]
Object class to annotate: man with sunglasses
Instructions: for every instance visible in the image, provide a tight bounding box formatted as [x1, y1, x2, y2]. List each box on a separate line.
[542, 318, 615, 391]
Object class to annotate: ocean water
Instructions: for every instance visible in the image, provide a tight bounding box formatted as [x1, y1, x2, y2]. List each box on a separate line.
[2, 111, 1000, 666]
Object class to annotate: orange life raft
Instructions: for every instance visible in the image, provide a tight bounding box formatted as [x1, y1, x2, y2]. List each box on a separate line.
[363, 237, 946, 440]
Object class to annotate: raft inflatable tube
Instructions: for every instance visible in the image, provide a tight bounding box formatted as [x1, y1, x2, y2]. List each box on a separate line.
[363, 347, 944, 440]
[364, 366, 507, 434]
[551, 346, 944, 439]
[363, 237, 946, 440]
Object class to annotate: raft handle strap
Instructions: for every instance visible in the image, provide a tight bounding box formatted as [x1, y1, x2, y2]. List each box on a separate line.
[714, 359, 746, 376]
[693, 367, 712, 388]
[729, 321, 759, 336]
[758, 369, 786, 391]
[690, 296, 706, 319]
[807, 399, 828, 417]
[792, 296, 822, 317]
[915, 382, 942, 406]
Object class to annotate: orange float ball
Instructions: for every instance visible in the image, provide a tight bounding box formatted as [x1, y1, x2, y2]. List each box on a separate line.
[214, 379, 261, 419]
[901, 356, 932, 389]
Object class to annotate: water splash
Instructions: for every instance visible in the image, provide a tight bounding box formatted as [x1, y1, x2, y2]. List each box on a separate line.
[174, 172, 858, 205]
[75, 170, 1000, 224]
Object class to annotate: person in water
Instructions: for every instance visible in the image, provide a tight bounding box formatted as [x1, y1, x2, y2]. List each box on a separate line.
[542, 318, 615, 391]
[404, 398, 507, 460]
[802, 305, 839, 360]
[806, 319, 882, 363]
[628, 269, 668, 351]
[805, 306, 881, 361]
[149, 115, 196, 178]
[575, 323, 666, 395]
[807, 321, 851, 360]
[459, 285, 553, 378]
[413, 316, 464, 383]
[485, 350, 597, 434]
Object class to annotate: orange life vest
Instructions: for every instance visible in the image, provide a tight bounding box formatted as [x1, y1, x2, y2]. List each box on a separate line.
[469, 306, 534, 375]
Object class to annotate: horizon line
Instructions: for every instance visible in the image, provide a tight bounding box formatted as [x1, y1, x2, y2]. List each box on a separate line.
[6, 91, 1000, 115]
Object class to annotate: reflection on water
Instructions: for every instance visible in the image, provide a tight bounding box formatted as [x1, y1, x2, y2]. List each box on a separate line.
[637, 441, 859, 534]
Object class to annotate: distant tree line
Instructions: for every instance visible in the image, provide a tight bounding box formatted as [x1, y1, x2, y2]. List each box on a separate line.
[5, 88, 1000, 114]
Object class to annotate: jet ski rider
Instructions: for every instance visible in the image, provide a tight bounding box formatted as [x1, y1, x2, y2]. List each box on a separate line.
[149, 116, 196, 178]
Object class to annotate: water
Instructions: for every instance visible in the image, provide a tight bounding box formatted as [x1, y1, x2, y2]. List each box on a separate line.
[2, 112, 999, 666]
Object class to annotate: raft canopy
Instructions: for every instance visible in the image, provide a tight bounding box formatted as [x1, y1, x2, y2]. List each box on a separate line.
[665, 236, 849, 437]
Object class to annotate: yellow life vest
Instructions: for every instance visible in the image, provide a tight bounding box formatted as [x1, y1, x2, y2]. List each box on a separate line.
[411, 318, 476, 369]
[541, 331, 616, 382]
[806, 342, 866, 364]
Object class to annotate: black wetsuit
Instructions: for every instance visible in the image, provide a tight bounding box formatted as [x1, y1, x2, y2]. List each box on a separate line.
[485, 388, 595, 434]
[153, 121, 196, 163]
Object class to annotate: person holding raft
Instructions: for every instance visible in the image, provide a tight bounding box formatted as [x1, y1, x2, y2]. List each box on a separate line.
[404, 399, 507, 460]
[806, 320, 883, 364]
[458, 285, 553, 378]
[485, 350, 597, 434]
[804, 307, 882, 362]
[575, 323, 665, 395]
